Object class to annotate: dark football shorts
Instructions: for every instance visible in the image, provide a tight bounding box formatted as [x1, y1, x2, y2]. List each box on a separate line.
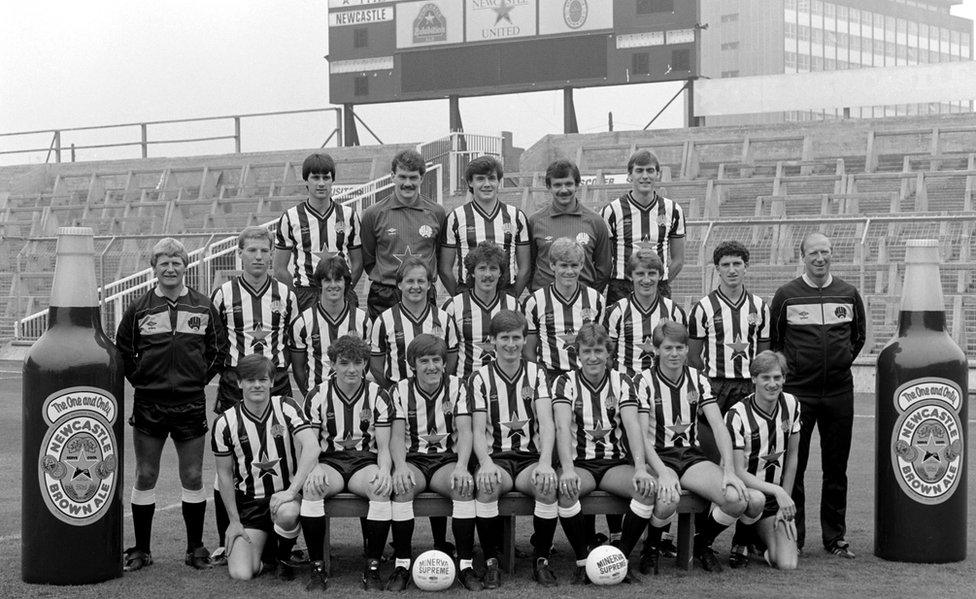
[489, 451, 539, 481]
[215, 367, 292, 414]
[656, 446, 711, 477]
[130, 399, 207, 442]
[235, 492, 273, 532]
[571, 457, 630, 486]
[406, 452, 463, 486]
[319, 450, 377, 485]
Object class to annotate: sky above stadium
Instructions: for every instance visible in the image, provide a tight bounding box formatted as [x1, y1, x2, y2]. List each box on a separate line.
[1, 0, 974, 164]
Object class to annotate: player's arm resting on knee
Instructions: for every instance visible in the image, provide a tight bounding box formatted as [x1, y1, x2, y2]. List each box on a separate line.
[620, 404, 654, 497]
[452, 412, 475, 495]
[668, 237, 685, 281]
[372, 423, 394, 496]
[639, 411, 680, 503]
[472, 408, 500, 494]
[273, 428, 320, 512]
[438, 246, 458, 297]
[553, 401, 580, 496]
[216, 454, 250, 553]
[703, 402, 747, 499]
[273, 249, 293, 290]
[348, 247, 364, 289]
[390, 419, 414, 495]
[532, 393, 557, 494]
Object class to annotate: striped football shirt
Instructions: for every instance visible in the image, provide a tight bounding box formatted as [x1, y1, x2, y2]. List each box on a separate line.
[600, 191, 685, 281]
[211, 276, 304, 368]
[275, 199, 361, 288]
[441, 200, 530, 287]
[605, 293, 687, 378]
[688, 288, 771, 379]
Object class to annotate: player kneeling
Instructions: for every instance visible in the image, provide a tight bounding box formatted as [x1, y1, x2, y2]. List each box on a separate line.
[299, 334, 396, 591]
[634, 321, 750, 573]
[726, 351, 800, 570]
[468, 310, 557, 588]
[387, 334, 475, 592]
[551, 322, 656, 585]
[212, 354, 320, 581]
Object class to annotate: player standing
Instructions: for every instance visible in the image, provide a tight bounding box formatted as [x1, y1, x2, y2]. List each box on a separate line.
[601, 150, 685, 303]
[299, 335, 396, 591]
[442, 242, 520, 381]
[274, 152, 362, 311]
[116, 238, 228, 572]
[212, 354, 319, 581]
[468, 310, 558, 588]
[438, 156, 531, 297]
[527, 159, 611, 293]
[361, 149, 446, 319]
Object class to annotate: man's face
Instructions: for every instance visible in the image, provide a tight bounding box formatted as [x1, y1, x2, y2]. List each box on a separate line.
[414, 354, 445, 387]
[333, 356, 366, 387]
[492, 328, 525, 362]
[716, 254, 747, 289]
[398, 266, 430, 304]
[629, 162, 660, 195]
[578, 342, 609, 380]
[306, 172, 333, 202]
[551, 257, 582, 286]
[631, 264, 661, 300]
[393, 166, 423, 202]
[154, 255, 186, 290]
[469, 172, 499, 203]
[547, 175, 578, 209]
[238, 373, 271, 404]
[656, 337, 688, 372]
[472, 261, 501, 295]
[753, 368, 784, 402]
[239, 238, 271, 280]
[802, 235, 832, 280]
[319, 275, 347, 305]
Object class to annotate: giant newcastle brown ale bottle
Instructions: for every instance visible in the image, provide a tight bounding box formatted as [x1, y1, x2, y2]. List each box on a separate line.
[22, 227, 124, 583]
[875, 239, 967, 562]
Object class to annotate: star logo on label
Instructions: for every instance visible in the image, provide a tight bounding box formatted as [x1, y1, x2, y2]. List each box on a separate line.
[585, 419, 610, 441]
[725, 338, 749, 360]
[421, 432, 448, 446]
[557, 332, 577, 349]
[632, 237, 656, 252]
[394, 245, 424, 264]
[760, 450, 784, 470]
[250, 325, 270, 348]
[69, 454, 97, 482]
[502, 411, 528, 438]
[639, 336, 656, 359]
[339, 431, 363, 450]
[254, 457, 281, 479]
[667, 419, 691, 442]
[493, 1, 514, 24]
[916, 432, 946, 463]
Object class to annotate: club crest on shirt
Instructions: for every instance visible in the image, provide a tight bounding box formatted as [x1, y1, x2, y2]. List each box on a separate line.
[334, 221, 346, 233]
[835, 306, 848, 319]
[269, 300, 283, 314]
[360, 407, 372, 422]
[781, 419, 792, 434]
[573, 397, 584, 411]
[419, 225, 434, 238]
[688, 387, 700, 405]
[747, 313, 759, 325]
[604, 393, 618, 410]
[431, 324, 444, 336]
[576, 232, 590, 245]
[581, 308, 596, 321]
[521, 386, 534, 401]
[441, 397, 455, 414]
[657, 214, 669, 227]
[270, 424, 285, 438]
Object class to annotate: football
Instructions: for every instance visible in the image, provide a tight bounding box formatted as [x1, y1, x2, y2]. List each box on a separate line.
[411, 549, 456, 591]
[585, 545, 628, 585]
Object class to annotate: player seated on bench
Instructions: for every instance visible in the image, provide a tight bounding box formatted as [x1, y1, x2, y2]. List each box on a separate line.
[299, 334, 396, 591]
[633, 320, 749, 574]
[725, 350, 800, 571]
[551, 322, 657, 585]
[468, 309, 557, 589]
[387, 334, 475, 592]
[212, 354, 319, 581]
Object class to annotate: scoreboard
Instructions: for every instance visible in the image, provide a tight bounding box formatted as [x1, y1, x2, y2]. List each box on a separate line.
[327, 0, 700, 105]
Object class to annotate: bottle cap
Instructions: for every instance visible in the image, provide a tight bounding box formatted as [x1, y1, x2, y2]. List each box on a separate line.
[55, 227, 95, 256]
[904, 239, 940, 264]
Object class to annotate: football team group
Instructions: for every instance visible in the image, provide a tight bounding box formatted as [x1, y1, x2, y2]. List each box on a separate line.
[114, 148, 865, 590]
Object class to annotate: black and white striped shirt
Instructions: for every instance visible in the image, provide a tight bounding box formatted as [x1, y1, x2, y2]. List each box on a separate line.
[392, 375, 469, 454]
[551, 370, 638, 461]
[600, 191, 685, 281]
[304, 379, 393, 454]
[441, 200, 530, 287]
[726, 392, 801, 486]
[469, 360, 549, 454]
[292, 302, 370, 387]
[635, 365, 715, 450]
[688, 288, 770, 379]
[274, 200, 361, 287]
[211, 276, 304, 368]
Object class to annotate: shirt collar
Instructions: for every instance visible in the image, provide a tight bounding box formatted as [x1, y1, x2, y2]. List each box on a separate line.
[154, 285, 189, 298]
[548, 198, 583, 216]
[801, 273, 833, 288]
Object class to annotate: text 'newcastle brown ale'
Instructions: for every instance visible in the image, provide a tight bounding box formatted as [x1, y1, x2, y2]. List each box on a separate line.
[875, 239, 967, 562]
[22, 227, 124, 584]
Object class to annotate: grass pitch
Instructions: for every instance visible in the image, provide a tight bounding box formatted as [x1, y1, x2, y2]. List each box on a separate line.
[1, 377, 973, 598]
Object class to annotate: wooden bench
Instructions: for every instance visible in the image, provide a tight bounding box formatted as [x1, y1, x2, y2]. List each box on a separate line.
[322, 491, 708, 575]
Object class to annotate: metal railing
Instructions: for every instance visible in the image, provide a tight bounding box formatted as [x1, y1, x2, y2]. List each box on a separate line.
[0, 108, 343, 164]
[13, 163, 444, 340]
[418, 133, 502, 195]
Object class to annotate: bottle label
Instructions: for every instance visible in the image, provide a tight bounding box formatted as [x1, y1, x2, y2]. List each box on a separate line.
[890, 378, 965, 505]
[37, 386, 119, 526]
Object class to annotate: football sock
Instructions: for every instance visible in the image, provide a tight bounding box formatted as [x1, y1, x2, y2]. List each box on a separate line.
[300, 498, 326, 562]
[606, 514, 623, 538]
[618, 500, 653, 557]
[475, 500, 500, 560]
[452, 500, 476, 561]
[213, 488, 229, 547]
[392, 501, 415, 560]
[366, 500, 393, 561]
[532, 501, 559, 560]
[558, 502, 588, 561]
[430, 516, 448, 546]
[181, 487, 207, 552]
[274, 524, 300, 562]
[583, 514, 597, 544]
[131, 488, 156, 553]
[643, 521, 667, 552]
[695, 506, 736, 551]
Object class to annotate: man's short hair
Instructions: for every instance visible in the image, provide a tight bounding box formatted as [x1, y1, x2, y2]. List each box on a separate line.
[237, 353, 275, 380]
[626, 248, 664, 277]
[574, 322, 613, 354]
[302, 152, 336, 182]
[489, 310, 527, 337]
[463, 241, 507, 286]
[548, 237, 585, 265]
[327, 333, 372, 365]
[407, 333, 447, 367]
[544, 159, 581, 187]
[652, 320, 689, 347]
[237, 226, 274, 250]
[799, 232, 831, 256]
[749, 350, 789, 378]
[391, 149, 427, 176]
[396, 255, 433, 285]
[627, 150, 661, 174]
[464, 155, 503, 187]
[150, 237, 189, 267]
[312, 255, 352, 288]
[713, 240, 750, 266]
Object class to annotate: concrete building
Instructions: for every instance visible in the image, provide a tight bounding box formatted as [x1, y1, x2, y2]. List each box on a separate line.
[699, 0, 974, 124]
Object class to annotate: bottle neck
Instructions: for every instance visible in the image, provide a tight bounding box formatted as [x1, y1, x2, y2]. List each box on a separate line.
[898, 310, 947, 335]
[50, 251, 98, 308]
[48, 306, 101, 328]
[900, 262, 944, 313]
